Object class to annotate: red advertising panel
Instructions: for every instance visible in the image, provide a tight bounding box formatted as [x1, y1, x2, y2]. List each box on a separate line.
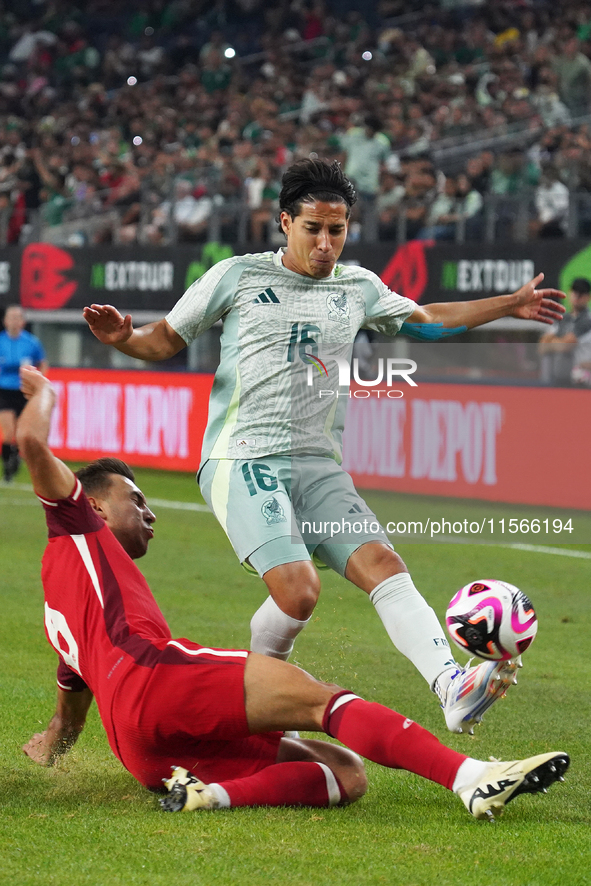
[46, 368, 214, 472]
[7, 368, 590, 508]
[342, 383, 591, 511]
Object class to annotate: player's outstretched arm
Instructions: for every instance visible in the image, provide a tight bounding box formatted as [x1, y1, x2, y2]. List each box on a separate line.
[17, 367, 75, 501]
[83, 305, 186, 361]
[23, 687, 93, 766]
[407, 273, 566, 333]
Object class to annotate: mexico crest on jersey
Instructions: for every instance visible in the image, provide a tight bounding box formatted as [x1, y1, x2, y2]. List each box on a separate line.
[261, 496, 286, 525]
[326, 291, 349, 322]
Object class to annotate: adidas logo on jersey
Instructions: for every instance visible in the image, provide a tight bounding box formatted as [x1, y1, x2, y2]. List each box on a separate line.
[252, 288, 280, 304]
[348, 503, 365, 514]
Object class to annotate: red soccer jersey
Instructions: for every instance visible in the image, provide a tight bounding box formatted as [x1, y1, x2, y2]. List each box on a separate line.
[40, 479, 173, 740]
[38, 478, 264, 789]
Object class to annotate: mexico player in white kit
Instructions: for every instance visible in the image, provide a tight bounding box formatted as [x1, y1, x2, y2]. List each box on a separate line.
[84, 159, 565, 735]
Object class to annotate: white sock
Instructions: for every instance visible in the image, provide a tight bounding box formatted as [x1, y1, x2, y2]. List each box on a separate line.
[369, 574, 458, 687]
[452, 758, 490, 795]
[208, 783, 231, 808]
[250, 595, 311, 660]
[433, 667, 461, 705]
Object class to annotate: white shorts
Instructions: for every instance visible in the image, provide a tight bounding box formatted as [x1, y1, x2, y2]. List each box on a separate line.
[198, 454, 391, 577]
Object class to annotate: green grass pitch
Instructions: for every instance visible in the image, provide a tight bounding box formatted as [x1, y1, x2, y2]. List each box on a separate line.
[1, 468, 590, 886]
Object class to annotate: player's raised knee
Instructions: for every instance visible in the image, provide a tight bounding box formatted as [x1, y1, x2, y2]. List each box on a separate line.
[339, 750, 368, 803]
[264, 561, 321, 620]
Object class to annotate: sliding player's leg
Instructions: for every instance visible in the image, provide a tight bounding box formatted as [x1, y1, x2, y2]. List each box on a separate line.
[161, 737, 367, 811]
[161, 653, 568, 817]
[161, 653, 568, 818]
[199, 654, 468, 797]
[242, 654, 469, 784]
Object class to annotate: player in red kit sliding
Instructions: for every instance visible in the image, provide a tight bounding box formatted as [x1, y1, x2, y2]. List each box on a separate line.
[19, 367, 568, 821]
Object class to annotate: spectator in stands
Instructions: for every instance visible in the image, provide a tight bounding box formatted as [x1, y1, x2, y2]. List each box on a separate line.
[455, 173, 484, 238]
[552, 35, 591, 117]
[4, 0, 591, 247]
[340, 114, 391, 239]
[8, 22, 56, 66]
[531, 165, 570, 238]
[244, 158, 280, 242]
[539, 277, 591, 385]
[102, 35, 136, 88]
[146, 179, 213, 245]
[418, 173, 484, 241]
[571, 326, 591, 386]
[200, 50, 233, 95]
[466, 152, 493, 195]
[137, 33, 165, 80]
[199, 30, 232, 65]
[376, 170, 405, 239]
[398, 166, 437, 240]
[418, 175, 458, 241]
[531, 67, 571, 127]
[490, 149, 539, 196]
[340, 115, 391, 201]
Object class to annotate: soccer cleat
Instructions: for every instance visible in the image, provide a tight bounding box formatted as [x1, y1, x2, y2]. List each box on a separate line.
[159, 766, 219, 812]
[458, 752, 569, 821]
[444, 658, 521, 733]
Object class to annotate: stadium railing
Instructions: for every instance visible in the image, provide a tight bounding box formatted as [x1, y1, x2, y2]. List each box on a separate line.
[6, 190, 591, 249]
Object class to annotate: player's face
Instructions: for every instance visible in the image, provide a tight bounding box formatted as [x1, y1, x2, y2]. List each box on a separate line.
[4, 307, 25, 337]
[281, 201, 348, 278]
[99, 475, 156, 560]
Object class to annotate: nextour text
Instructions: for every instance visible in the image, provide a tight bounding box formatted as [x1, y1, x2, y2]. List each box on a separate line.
[307, 357, 418, 398]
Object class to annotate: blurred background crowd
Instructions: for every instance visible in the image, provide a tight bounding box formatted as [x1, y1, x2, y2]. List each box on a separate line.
[3, 0, 591, 246]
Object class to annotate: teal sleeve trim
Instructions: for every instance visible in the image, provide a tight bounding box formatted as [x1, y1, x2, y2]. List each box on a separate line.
[400, 322, 468, 341]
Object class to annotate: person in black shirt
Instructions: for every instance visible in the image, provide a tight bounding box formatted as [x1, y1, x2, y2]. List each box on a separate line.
[539, 277, 591, 385]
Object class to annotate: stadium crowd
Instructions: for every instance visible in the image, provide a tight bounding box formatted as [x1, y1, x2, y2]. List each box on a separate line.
[2, 0, 591, 244]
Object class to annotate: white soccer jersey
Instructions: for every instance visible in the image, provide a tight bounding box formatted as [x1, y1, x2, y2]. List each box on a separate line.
[166, 248, 415, 463]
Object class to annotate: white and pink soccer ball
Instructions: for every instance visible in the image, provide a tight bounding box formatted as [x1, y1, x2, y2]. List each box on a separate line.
[446, 579, 538, 661]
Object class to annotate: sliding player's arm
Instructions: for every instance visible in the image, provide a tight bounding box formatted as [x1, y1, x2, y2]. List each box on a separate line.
[18, 368, 95, 766]
[405, 273, 565, 336]
[23, 686, 94, 766]
[16, 367, 74, 501]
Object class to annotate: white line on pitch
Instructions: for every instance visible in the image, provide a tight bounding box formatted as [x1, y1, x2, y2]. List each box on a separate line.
[148, 497, 210, 513]
[497, 543, 591, 560]
[385, 533, 591, 558]
[1, 485, 590, 555]
[0, 483, 211, 513]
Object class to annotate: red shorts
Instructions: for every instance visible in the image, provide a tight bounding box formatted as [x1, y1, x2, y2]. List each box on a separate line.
[107, 640, 282, 790]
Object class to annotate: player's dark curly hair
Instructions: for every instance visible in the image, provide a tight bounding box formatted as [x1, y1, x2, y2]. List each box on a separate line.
[278, 159, 357, 234]
[76, 457, 135, 497]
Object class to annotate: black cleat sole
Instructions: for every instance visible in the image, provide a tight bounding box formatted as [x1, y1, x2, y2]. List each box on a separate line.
[506, 753, 570, 806]
[159, 783, 189, 812]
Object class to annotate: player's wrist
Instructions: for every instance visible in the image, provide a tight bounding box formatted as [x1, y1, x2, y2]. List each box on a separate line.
[504, 292, 521, 315]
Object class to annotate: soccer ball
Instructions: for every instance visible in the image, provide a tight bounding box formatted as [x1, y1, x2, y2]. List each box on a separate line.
[445, 579, 538, 661]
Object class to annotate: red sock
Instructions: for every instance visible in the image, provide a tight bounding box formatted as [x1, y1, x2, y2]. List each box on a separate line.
[217, 761, 345, 807]
[323, 692, 467, 790]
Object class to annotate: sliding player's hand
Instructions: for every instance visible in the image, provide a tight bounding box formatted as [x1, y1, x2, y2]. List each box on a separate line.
[22, 731, 52, 766]
[20, 365, 53, 401]
[83, 304, 133, 344]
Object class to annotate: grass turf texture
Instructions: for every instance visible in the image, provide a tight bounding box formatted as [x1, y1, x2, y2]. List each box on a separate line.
[1, 468, 590, 886]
